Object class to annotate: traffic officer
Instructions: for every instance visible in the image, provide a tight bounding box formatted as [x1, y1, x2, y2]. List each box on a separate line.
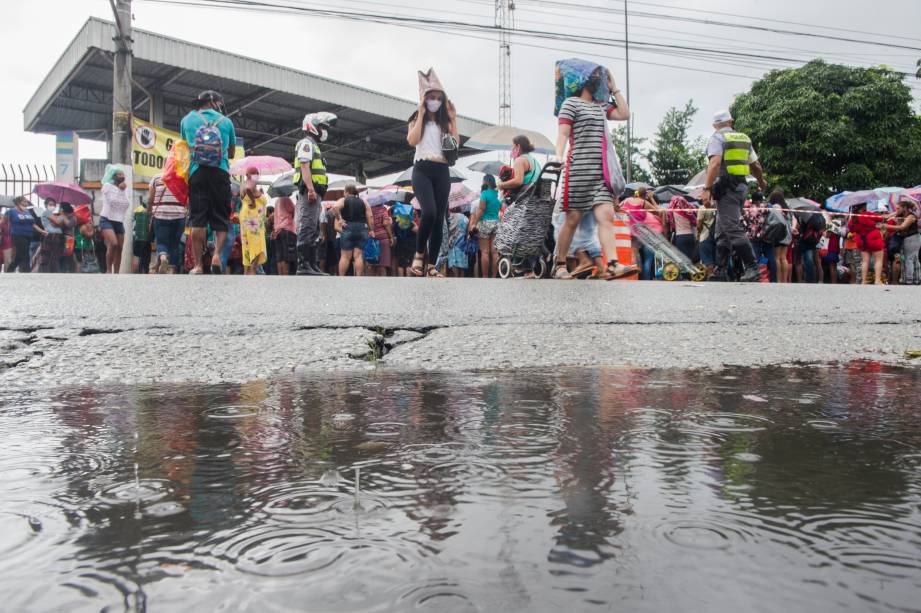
[293, 111, 337, 276]
[701, 109, 767, 282]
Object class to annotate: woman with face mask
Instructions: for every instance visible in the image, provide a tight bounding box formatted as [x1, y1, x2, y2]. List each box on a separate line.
[407, 68, 459, 277]
[99, 165, 131, 273]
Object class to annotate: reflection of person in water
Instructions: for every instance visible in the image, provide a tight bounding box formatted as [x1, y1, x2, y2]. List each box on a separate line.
[548, 377, 622, 568]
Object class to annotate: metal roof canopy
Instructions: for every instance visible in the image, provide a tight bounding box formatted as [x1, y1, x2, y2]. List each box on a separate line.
[25, 18, 491, 178]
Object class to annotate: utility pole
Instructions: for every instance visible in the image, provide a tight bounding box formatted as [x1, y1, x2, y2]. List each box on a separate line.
[624, 0, 633, 183]
[496, 0, 514, 126]
[111, 0, 135, 273]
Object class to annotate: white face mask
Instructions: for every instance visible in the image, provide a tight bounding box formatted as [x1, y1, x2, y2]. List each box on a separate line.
[318, 128, 328, 143]
[426, 99, 443, 113]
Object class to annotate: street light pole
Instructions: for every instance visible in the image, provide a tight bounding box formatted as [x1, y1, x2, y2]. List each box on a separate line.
[624, 0, 632, 184]
[110, 0, 135, 273]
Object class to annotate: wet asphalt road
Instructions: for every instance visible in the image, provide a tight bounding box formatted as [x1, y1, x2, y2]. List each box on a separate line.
[2, 275, 919, 386]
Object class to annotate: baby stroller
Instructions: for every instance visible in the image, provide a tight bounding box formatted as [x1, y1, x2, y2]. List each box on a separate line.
[495, 163, 561, 279]
[631, 222, 706, 281]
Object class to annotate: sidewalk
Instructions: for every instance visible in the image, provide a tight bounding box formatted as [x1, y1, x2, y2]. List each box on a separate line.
[2, 276, 919, 387]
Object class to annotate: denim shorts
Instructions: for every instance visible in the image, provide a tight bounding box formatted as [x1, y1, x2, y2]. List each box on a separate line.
[99, 216, 125, 235]
[340, 222, 368, 251]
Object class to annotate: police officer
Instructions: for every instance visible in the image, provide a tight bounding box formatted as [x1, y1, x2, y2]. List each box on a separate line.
[293, 112, 337, 276]
[701, 109, 767, 282]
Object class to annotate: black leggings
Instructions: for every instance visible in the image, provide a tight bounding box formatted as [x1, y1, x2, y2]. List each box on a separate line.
[9, 236, 31, 272]
[412, 160, 451, 263]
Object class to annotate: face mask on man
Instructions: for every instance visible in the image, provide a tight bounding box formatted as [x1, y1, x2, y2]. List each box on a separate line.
[318, 128, 329, 143]
[426, 99, 443, 113]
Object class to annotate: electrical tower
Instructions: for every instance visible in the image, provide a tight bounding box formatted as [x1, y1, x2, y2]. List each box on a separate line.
[496, 0, 514, 126]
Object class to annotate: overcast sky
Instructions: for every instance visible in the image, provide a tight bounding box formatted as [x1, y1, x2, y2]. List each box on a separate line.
[0, 0, 918, 178]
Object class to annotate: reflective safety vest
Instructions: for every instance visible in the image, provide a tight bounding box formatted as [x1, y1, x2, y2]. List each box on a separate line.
[292, 140, 329, 187]
[721, 131, 753, 177]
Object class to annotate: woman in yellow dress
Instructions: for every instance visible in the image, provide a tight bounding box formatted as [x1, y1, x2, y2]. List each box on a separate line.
[239, 167, 268, 275]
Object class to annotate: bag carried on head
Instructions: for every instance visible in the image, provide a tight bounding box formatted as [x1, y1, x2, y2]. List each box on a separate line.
[190, 111, 224, 168]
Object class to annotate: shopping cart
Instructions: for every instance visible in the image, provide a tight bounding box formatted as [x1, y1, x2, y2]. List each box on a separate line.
[631, 222, 706, 281]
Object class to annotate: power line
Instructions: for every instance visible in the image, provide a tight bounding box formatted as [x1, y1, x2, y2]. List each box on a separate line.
[512, 0, 921, 52]
[138, 0, 920, 80]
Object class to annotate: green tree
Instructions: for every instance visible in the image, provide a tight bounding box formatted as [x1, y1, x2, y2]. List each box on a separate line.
[646, 100, 708, 186]
[610, 124, 653, 184]
[731, 60, 921, 200]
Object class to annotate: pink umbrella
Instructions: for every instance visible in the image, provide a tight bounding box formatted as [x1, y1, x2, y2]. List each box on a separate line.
[229, 156, 291, 176]
[413, 184, 477, 212]
[33, 181, 93, 205]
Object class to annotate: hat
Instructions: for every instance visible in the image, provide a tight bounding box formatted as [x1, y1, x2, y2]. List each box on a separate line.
[712, 109, 733, 124]
[418, 67, 446, 101]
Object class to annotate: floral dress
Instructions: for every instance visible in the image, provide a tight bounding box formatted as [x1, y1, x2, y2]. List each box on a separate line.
[239, 192, 267, 267]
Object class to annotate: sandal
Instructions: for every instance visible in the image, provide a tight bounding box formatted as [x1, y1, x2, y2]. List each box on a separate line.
[410, 254, 425, 277]
[552, 262, 574, 280]
[604, 261, 639, 280]
[426, 266, 444, 278]
[570, 262, 595, 279]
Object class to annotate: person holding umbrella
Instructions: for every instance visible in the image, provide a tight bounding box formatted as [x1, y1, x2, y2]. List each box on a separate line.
[293, 112, 336, 276]
[407, 68, 458, 277]
[700, 109, 766, 283]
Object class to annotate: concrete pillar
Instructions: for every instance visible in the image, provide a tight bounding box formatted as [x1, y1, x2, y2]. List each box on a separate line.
[150, 89, 165, 127]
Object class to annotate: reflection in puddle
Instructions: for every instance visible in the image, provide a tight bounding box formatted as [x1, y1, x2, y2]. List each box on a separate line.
[0, 365, 920, 612]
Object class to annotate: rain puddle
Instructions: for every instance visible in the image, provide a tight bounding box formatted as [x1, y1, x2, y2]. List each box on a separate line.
[0, 364, 919, 612]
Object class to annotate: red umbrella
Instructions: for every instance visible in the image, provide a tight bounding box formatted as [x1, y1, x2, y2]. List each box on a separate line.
[34, 181, 93, 205]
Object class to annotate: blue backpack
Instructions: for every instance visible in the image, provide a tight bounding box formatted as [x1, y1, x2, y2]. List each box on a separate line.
[392, 203, 414, 238]
[190, 111, 224, 167]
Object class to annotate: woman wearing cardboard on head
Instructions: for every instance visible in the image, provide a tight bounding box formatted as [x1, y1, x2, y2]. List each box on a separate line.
[407, 68, 459, 278]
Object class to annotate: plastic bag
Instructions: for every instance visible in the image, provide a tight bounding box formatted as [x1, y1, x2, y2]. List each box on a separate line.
[364, 238, 381, 263]
[602, 124, 626, 196]
[163, 140, 191, 205]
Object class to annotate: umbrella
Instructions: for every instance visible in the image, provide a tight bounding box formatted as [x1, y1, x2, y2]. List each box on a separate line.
[411, 183, 478, 212]
[787, 197, 824, 225]
[327, 179, 367, 191]
[366, 189, 412, 206]
[465, 125, 555, 155]
[33, 181, 92, 205]
[392, 166, 467, 187]
[826, 188, 904, 212]
[268, 171, 296, 198]
[229, 155, 291, 177]
[652, 185, 689, 204]
[467, 160, 505, 176]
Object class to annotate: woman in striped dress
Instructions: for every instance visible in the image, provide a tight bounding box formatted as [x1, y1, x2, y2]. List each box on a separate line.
[553, 69, 637, 280]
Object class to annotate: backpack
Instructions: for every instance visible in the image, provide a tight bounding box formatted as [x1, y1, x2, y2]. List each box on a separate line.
[190, 111, 224, 168]
[392, 203, 414, 238]
[762, 208, 788, 245]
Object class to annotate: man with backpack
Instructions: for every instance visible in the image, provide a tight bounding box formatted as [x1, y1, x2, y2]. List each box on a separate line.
[293, 112, 337, 276]
[180, 90, 237, 275]
[700, 109, 767, 283]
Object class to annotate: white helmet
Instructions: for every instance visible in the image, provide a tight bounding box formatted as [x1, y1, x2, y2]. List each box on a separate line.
[302, 112, 338, 142]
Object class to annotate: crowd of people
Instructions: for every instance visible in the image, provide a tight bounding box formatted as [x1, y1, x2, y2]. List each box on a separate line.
[3, 63, 919, 284]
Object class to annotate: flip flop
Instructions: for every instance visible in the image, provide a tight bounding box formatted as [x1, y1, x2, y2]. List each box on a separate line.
[410, 255, 425, 277]
[570, 263, 595, 279]
[606, 263, 639, 280]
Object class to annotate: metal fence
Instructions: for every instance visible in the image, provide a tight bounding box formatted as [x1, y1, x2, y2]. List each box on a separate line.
[1, 164, 55, 204]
